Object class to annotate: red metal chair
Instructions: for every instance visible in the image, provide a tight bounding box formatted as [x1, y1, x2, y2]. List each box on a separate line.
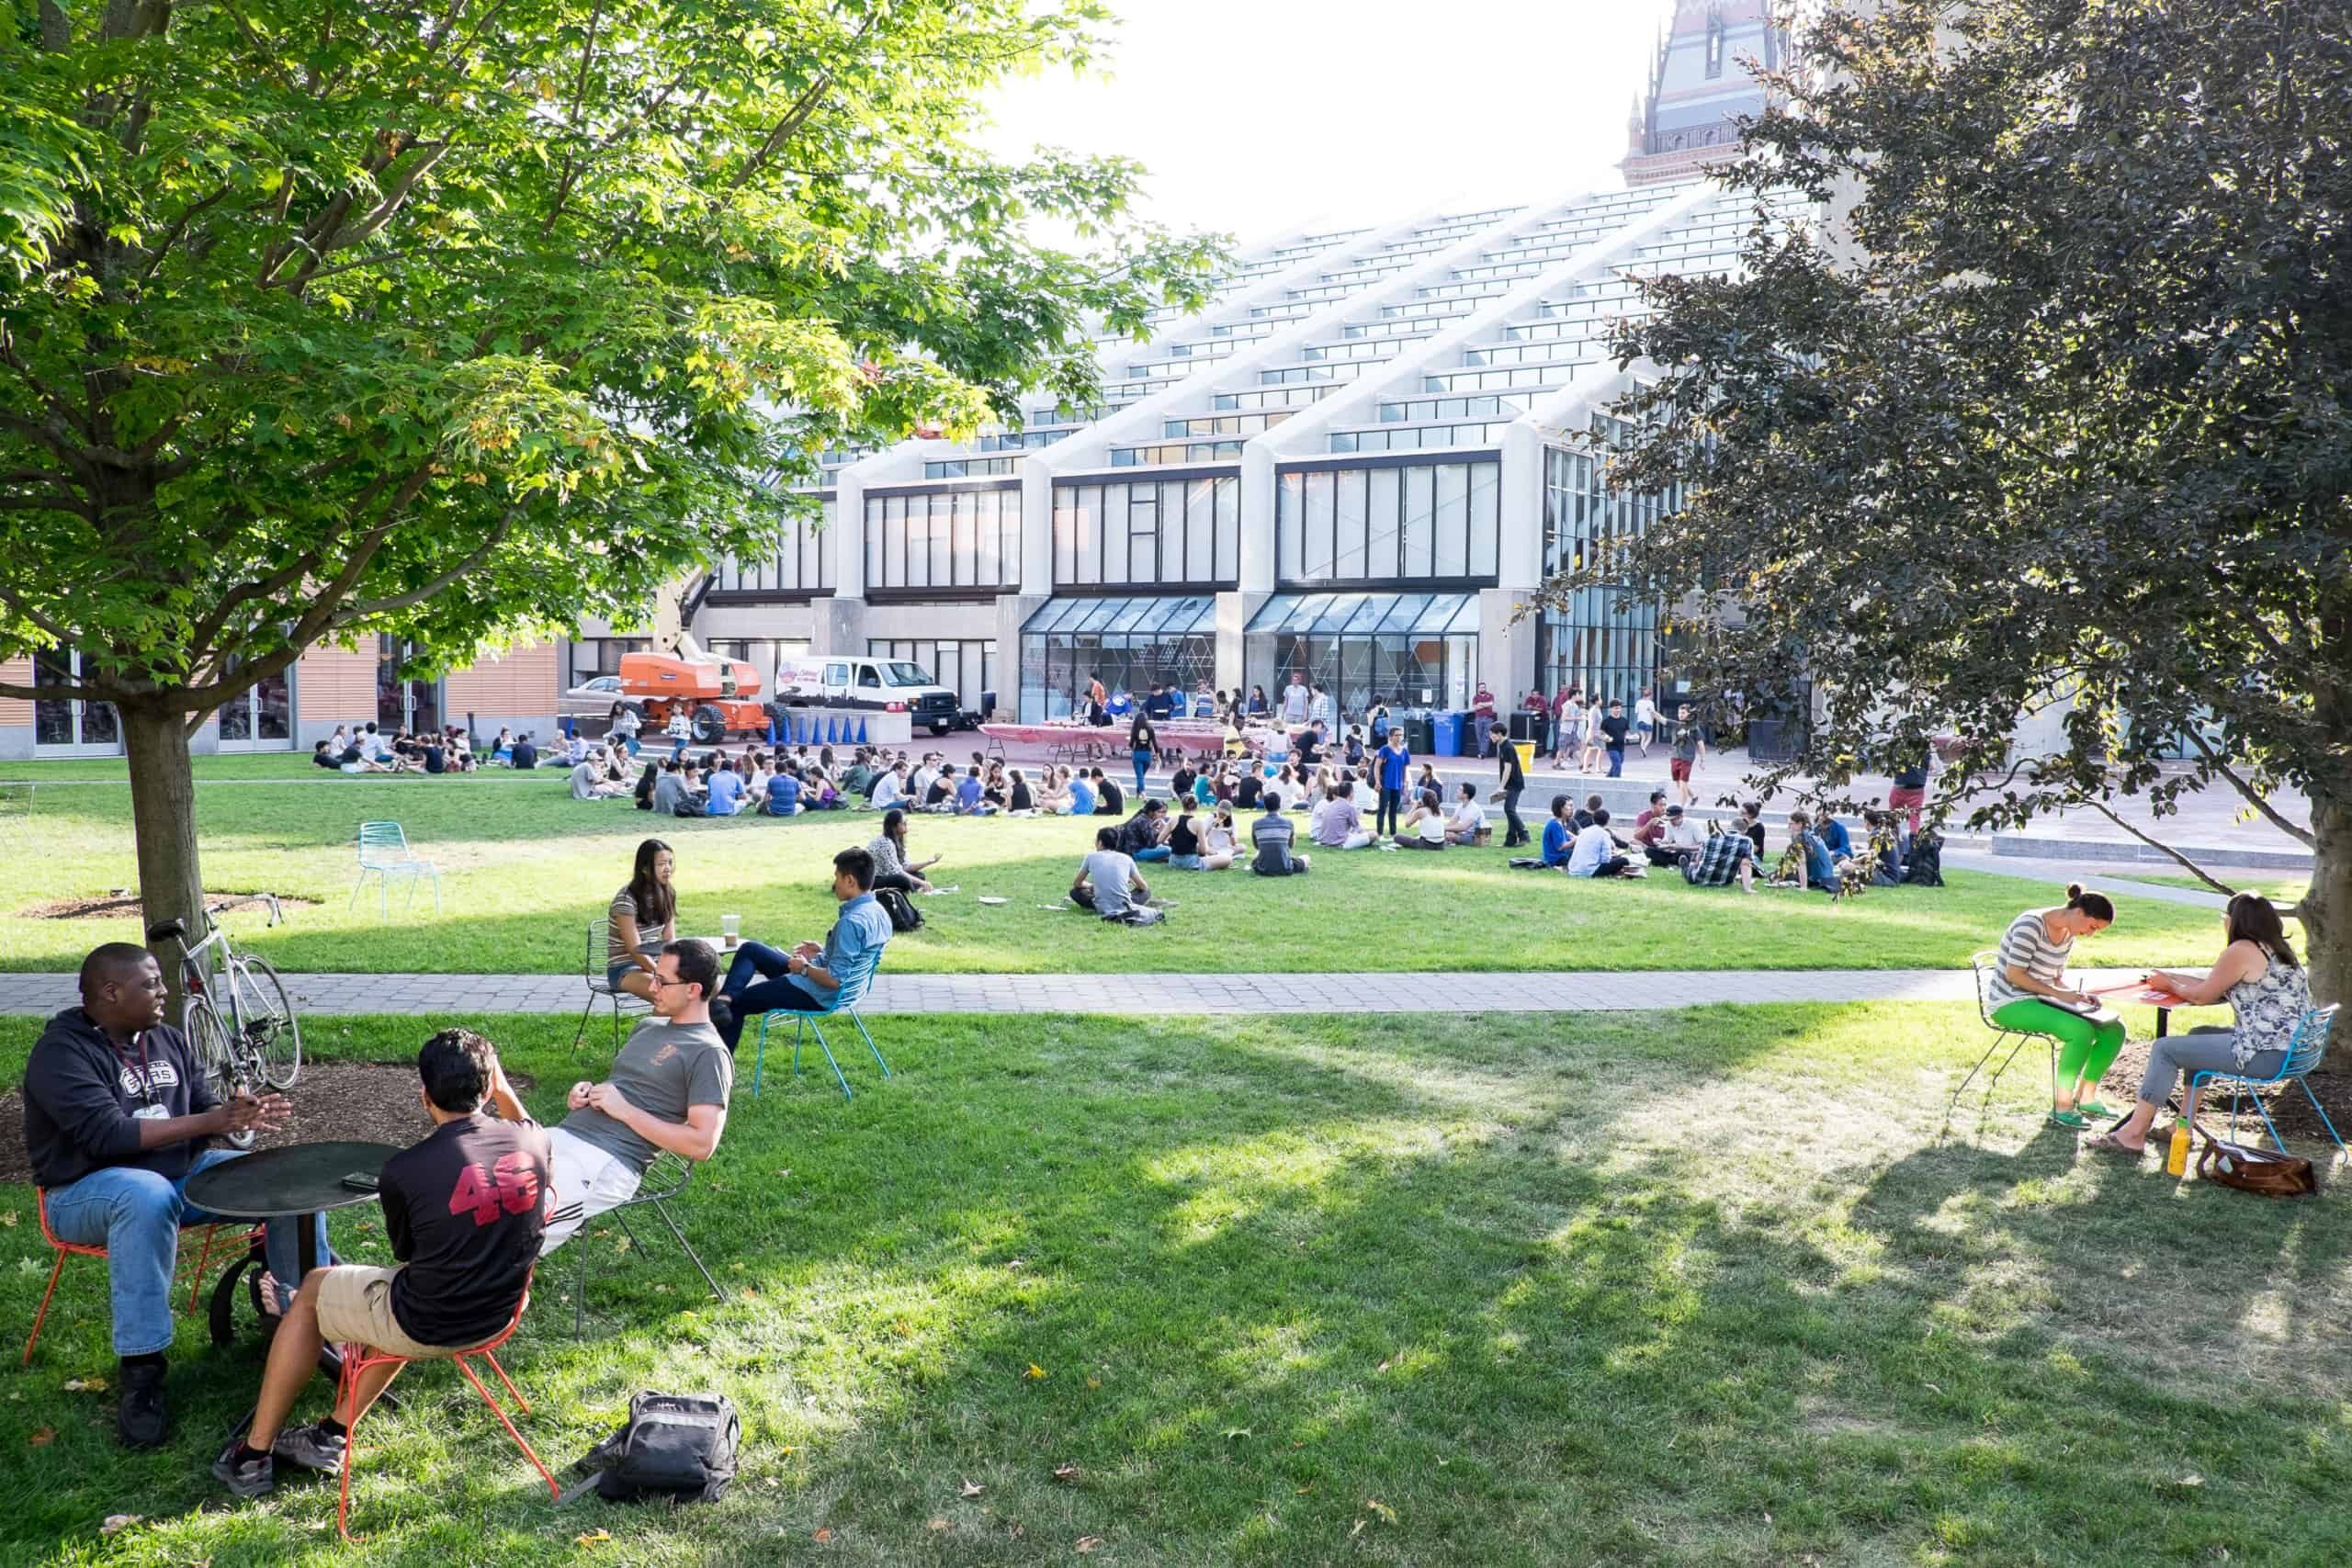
[334, 1276, 556, 1541]
[22, 1188, 262, 1366]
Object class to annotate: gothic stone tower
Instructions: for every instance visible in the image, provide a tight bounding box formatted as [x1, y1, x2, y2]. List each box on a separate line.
[1621, 0, 1786, 187]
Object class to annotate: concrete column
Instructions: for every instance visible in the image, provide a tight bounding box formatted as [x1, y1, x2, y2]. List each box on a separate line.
[997, 592, 1047, 718]
[1019, 462, 1055, 596]
[1216, 589, 1265, 698]
[829, 474, 867, 602]
[1498, 423, 1547, 592]
[1480, 588, 1539, 711]
[1237, 443, 1278, 594]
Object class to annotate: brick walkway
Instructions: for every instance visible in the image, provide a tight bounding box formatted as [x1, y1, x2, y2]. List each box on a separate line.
[0, 965, 2165, 1019]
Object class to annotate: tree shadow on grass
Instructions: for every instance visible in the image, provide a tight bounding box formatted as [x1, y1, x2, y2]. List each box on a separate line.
[9, 1010, 2351, 1565]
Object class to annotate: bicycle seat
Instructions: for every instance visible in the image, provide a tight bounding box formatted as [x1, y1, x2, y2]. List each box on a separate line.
[145, 919, 187, 942]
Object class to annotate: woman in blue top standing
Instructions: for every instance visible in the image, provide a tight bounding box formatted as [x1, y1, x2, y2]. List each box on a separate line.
[1374, 728, 1411, 838]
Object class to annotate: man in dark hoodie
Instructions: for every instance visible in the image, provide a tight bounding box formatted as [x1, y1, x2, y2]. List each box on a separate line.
[21, 943, 322, 1448]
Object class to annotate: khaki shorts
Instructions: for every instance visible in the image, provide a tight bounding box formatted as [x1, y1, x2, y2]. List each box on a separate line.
[312, 1265, 466, 1360]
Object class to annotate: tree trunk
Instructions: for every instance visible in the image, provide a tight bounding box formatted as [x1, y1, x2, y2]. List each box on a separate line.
[2304, 795, 2352, 1009]
[119, 700, 207, 1006]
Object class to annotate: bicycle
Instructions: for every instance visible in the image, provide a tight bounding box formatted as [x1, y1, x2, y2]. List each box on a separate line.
[145, 895, 302, 1148]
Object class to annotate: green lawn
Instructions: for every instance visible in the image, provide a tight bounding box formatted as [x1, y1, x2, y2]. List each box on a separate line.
[0, 764, 2259, 976]
[3, 1008, 2346, 1566]
[2109, 872, 2311, 907]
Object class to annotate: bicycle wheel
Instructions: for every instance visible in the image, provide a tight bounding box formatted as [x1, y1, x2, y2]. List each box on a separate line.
[182, 998, 255, 1150]
[231, 955, 303, 1090]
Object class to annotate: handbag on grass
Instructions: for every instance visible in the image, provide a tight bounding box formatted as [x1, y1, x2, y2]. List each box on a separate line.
[2195, 1134, 2318, 1199]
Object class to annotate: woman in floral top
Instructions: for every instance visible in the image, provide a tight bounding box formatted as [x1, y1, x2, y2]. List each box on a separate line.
[2086, 894, 2313, 1155]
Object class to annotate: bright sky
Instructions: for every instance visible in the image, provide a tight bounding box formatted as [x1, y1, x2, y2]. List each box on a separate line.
[981, 0, 1675, 248]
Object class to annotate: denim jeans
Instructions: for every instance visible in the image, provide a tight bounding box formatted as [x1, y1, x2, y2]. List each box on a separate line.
[718, 940, 828, 1050]
[1606, 748, 1624, 777]
[44, 1148, 331, 1357]
[1134, 846, 1171, 863]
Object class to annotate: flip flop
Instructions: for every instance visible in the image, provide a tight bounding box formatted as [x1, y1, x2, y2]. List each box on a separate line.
[2082, 1132, 2148, 1156]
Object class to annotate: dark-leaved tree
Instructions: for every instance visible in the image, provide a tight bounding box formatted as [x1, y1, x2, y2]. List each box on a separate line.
[1567, 0, 2351, 1000]
[0, 0, 1224, 955]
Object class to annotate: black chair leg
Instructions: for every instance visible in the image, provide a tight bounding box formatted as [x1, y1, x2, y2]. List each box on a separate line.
[573, 1226, 590, 1337]
[651, 1200, 726, 1303]
[571, 992, 599, 1054]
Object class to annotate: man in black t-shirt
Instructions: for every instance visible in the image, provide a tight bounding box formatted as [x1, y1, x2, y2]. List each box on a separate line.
[1491, 723, 1528, 846]
[509, 733, 538, 770]
[215, 1030, 551, 1499]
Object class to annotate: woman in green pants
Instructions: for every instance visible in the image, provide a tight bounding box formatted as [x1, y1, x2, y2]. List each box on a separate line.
[1987, 885, 2121, 1129]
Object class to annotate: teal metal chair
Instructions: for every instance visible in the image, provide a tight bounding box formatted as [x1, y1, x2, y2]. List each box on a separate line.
[1948, 948, 2063, 1125]
[2188, 1003, 2344, 1159]
[750, 985, 890, 1101]
[351, 821, 440, 919]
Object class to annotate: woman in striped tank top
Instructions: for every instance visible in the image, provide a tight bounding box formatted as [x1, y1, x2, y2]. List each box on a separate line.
[1986, 885, 2123, 1129]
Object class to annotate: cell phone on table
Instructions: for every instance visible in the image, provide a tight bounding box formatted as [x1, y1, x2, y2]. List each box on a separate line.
[340, 1172, 380, 1192]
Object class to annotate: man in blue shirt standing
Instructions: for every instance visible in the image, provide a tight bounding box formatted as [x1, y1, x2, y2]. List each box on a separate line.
[1374, 729, 1411, 838]
[713, 849, 892, 1049]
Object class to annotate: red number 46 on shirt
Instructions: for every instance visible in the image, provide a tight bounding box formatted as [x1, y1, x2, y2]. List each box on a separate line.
[447, 1155, 545, 1227]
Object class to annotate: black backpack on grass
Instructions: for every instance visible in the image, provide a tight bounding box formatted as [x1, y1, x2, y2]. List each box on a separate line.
[875, 886, 924, 932]
[564, 1393, 741, 1506]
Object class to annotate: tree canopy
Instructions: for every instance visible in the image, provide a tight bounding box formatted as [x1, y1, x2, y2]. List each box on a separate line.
[1565, 0, 2351, 997]
[0, 0, 1222, 714]
[0, 0, 1223, 947]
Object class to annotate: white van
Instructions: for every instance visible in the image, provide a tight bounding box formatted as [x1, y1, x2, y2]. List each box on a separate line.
[775, 656, 962, 735]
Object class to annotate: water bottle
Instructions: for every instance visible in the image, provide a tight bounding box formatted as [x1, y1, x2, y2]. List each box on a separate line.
[2165, 1118, 2192, 1178]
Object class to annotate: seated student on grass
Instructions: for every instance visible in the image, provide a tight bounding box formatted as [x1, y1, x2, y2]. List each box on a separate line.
[715, 850, 891, 1049]
[1394, 788, 1449, 851]
[650, 758, 702, 817]
[1092, 767, 1125, 817]
[1119, 797, 1174, 862]
[1642, 804, 1705, 868]
[570, 753, 627, 800]
[2086, 893, 2312, 1156]
[1681, 820, 1758, 893]
[1983, 885, 2122, 1129]
[869, 760, 908, 811]
[1068, 768, 1097, 818]
[510, 732, 538, 771]
[702, 756, 746, 816]
[765, 763, 806, 817]
[545, 941, 733, 1249]
[922, 762, 958, 812]
[1251, 792, 1313, 876]
[1737, 800, 1767, 855]
[1446, 783, 1487, 845]
[1815, 811, 1853, 859]
[22, 946, 319, 1449]
[866, 808, 941, 895]
[1311, 779, 1374, 851]
[1201, 803, 1241, 870]
[1569, 807, 1643, 878]
[1007, 767, 1037, 814]
[1071, 827, 1158, 921]
[212, 1030, 550, 1499]
[955, 765, 994, 817]
[1540, 795, 1577, 869]
[1773, 810, 1843, 893]
[1167, 801, 1213, 869]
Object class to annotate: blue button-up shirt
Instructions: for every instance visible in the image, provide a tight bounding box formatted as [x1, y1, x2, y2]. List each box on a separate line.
[790, 892, 892, 1007]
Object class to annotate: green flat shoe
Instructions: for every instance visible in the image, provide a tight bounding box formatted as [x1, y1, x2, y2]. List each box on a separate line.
[2048, 1109, 2090, 1130]
[2077, 1101, 2118, 1121]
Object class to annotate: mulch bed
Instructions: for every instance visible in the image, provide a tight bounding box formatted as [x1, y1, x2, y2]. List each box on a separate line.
[0, 1063, 536, 1186]
[2106, 1034, 2346, 1146]
[17, 890, 319, 921]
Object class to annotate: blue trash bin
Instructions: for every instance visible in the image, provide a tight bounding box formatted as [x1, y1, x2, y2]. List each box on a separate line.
[1431, 712, 1461, 758]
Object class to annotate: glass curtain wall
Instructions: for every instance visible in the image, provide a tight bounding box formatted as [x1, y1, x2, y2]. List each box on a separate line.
[1536, 445, 1667, 708]
[869, 639, 999, 716]
[376, 636, 442, 734]
[1243, 593, 1481, 719]
[864, 483, 1021, 592]
[1052, 474, 1241, 588]
[711, 501, 837, 595]
[1274, 457, 1500, 585]
[1019, 595, 1218, 719]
